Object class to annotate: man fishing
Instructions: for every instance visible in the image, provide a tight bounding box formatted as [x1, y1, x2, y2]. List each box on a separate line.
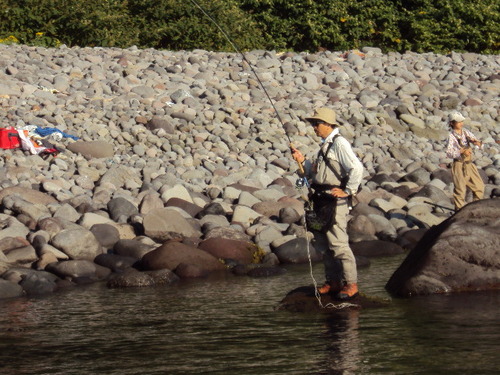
[446, 111, 484, 210]
[291, 108, 364, 300]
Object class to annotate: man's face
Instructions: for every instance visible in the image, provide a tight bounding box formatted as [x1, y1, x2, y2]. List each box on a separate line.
[451, 121, 463, 131]
[311, 121, 332, 139]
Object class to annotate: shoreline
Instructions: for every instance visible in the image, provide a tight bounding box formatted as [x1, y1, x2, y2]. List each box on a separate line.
[0, 44, 499, 299]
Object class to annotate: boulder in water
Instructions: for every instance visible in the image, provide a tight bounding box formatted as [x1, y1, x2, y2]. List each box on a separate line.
[0, 279, 24, 299]
[198, 237, 258, 264]
[273, 238, 321, 264]
[140, 240, 225, 274]
[386, 199, 500, 296]
[276, 286, 389, 312]
[107, 269, 155, 288]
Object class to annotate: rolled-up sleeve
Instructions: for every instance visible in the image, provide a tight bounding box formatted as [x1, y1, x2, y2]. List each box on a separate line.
[464, 129, 481, 147]
[334, 137, 364, 195]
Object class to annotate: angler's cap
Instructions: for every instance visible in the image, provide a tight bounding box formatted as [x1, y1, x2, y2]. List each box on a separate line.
[305, 107, 337, 126]
[449, 111, 466, 123]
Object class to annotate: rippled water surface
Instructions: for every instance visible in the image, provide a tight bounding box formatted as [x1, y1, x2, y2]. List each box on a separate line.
[1, 256, 498, 375]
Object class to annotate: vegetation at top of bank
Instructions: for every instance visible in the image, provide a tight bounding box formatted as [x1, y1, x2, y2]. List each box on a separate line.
[0, 0, 498, 54]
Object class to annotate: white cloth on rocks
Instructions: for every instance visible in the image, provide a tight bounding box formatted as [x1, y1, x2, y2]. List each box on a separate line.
[17, 126, 46, 154]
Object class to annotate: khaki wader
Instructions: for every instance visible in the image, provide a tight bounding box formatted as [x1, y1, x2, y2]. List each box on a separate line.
[451, 151, 484, 210]
[313, 141, 357, 285]
[323, 199, 357, 284]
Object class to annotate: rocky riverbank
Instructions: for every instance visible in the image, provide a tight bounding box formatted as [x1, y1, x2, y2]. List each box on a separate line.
[0, 44, 499, 299]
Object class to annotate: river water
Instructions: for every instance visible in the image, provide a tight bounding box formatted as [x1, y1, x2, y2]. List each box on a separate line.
[0, 255, 498, 375]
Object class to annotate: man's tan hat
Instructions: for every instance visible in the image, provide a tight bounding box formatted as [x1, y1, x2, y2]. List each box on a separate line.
[305, 107, 337, 125]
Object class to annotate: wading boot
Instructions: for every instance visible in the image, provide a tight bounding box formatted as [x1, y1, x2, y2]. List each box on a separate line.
[336, 283, 358, 300]
[317, 280, 343, 295]
[317, 282, 331, 295]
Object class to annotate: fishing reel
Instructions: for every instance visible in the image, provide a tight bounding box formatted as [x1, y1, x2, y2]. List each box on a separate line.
[295, 177, 309, 188]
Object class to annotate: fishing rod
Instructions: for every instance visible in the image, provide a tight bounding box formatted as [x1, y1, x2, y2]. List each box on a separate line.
[423, 201, 455, 212]
[187, 0, 307, 177]
[188, 1, 359, 310]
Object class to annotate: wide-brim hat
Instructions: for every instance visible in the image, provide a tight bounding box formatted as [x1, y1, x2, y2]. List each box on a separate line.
[305, 107, 337, 125]
[449, 111, 466, 123]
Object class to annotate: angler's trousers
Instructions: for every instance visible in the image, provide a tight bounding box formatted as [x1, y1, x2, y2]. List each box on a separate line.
[323, 199, 357, 284]
[451, 159, 484, 210]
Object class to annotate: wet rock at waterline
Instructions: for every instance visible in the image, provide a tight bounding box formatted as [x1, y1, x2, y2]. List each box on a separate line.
[0, 279, 24, 299]
[276, 286, 389, 312]
[273, 238, 322, 264]
[386, 199, 500, 296]
[139, 241, 226, 275]
[198, 237, 259, 264]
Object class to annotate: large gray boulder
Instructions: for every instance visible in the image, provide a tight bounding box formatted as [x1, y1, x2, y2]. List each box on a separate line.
[386, 199, 500, 296]
[51, 228, 102, 260]
[19, 271, 60, 295]
[46, 260, 111, 281]
[107, 197, 139, 222]
[143, 208, 201, 241]
[90, 224, 121, 249]
[273, 238, 321, 264]
[67, 140, 114, 159]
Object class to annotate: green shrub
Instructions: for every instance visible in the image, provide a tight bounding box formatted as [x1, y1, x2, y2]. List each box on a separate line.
[127, 0, 265, 51]
[238, 0, 499, 53]
[0, 0, 498, 53]
[0, 0, 138, 47]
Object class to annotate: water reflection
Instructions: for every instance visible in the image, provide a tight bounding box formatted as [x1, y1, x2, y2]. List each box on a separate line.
[1, 297, 37, 329]
[318, 310, 361, 375]
[399, 291, 500, 374]
[0, 259, 498, 375]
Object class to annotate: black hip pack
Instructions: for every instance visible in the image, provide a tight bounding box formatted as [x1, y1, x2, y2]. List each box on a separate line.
[306, 184, 348, 232]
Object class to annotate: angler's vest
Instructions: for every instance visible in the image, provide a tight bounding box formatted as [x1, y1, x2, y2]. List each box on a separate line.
[312, 134, 347, 188]
[452, 132, 473, 164]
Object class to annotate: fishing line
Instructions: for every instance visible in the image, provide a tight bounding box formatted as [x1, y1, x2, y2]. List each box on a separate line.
[188, 0, 291, 143]
[189, 0, 357, 310]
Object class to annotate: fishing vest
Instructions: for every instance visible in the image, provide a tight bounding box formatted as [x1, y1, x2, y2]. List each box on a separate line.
[452, 131, 473, 163]
[312, 134, 347, 188]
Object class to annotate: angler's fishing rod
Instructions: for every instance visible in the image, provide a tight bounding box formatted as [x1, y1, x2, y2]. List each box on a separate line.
[188, 1, 360, 310]
[188, 0, 306, 177]
[423, 201, 455, 212]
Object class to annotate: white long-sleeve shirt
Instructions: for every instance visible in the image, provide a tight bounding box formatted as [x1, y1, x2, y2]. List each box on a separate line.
[310, 128, 364, 196]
